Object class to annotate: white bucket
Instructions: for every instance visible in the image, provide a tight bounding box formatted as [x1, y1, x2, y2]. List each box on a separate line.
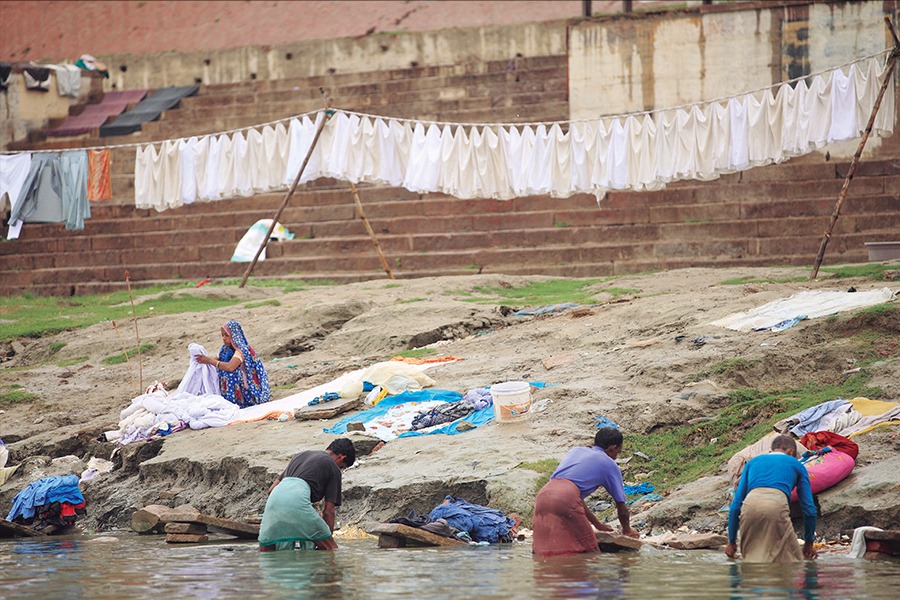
[490, 381, 532, 423]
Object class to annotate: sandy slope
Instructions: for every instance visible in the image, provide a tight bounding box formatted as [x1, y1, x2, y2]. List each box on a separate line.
[1, 264, 898, 538]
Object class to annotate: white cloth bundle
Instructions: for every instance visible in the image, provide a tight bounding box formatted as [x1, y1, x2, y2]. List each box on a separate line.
[176, 343, 220, 396]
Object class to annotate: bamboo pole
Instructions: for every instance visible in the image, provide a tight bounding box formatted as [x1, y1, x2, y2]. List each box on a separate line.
[349, 182, 395, 279]
[125, 270, 143, 390]
[810, 17, 900, 279]
[239, 107, 333, 288]
[111, 320, 136, 397]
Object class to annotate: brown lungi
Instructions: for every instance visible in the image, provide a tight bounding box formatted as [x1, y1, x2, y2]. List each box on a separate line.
[739, 487, 804, 562]
[532, 478, 600, 556]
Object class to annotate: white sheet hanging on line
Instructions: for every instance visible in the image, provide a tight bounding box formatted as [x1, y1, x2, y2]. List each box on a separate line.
[133, 54, 893, 210]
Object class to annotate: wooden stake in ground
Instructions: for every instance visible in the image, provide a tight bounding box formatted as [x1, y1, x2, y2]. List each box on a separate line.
[240, 107, 334, 288]
[811, 17, 900, 279]
[349, 182, 395, 279]
[125, 270, 143, 390]
[112, 320, 136, 397]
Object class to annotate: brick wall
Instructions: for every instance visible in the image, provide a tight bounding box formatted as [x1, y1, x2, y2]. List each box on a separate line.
[0, 0, 609, 62]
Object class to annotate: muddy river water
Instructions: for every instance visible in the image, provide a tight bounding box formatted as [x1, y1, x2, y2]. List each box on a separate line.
[1, 534, 899, 599]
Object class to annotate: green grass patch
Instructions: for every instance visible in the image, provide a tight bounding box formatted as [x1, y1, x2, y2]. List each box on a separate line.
[393, 348, 437, 359]
[624, 373, 882, 489]
[244, 300, 281, 309]
[0, 388, 39, 409]
[459, 278, 612, 306]
[382, 283, 402, 289]
[56, 356, 89, 367]
[692, 358, 759, 382]
[397, 297, 427, 304]
[49, 342, 67, 354]
[102, 343, 155, 365]
[554, 221, 571, 228]
[854, 303, 898, 318]
[820, 263, 895, 280]
[604, 287, 641, 298]
[518, 458, 560, 494]
[0, 283, 246, 342]
[719, 275, 806, 285]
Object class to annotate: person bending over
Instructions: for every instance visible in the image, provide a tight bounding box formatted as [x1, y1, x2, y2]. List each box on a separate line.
[725, 434, 817, 562]
[196, 320, 270, 407]
[259, 438, 356, 551]
[532, 427, 639, 556]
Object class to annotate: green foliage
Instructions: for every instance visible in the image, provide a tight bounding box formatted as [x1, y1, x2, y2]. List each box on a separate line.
[397, 297, 427, 304]
[244, 300, 281, 309]
[382, 283, 402, 289]
[854, 303, 898, 318]
[49, 342, 67, 354]
[393, 348, 437, 359]
[604, 287, 641, 298]
[719, 275, 806, 285]
[625, 374, 883, 488]
[56, 356, 89, 367]
[0, 284, 244, 342]
[0, 387, 39, 408]
[554, 221, 571, 228]
[459, 278, 613, 306]
[820, 263, 895, 280]
[518, 458, 560, 493]
[102, 344, 155, 365]
[692, 358, 759, 381]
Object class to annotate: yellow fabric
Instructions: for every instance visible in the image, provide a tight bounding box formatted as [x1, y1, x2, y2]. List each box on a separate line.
[849, 397, 900, 417]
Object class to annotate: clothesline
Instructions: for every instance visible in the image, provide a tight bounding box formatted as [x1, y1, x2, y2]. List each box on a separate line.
[2, 48, 891, 155]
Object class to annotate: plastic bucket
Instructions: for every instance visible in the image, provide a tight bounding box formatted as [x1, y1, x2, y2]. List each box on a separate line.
[490, 381, 532, 422]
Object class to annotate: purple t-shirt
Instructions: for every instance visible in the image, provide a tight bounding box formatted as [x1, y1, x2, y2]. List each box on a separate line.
[550, 445, 626, 502]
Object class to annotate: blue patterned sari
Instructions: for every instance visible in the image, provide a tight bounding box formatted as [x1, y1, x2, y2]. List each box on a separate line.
[217, 320, 270, 408]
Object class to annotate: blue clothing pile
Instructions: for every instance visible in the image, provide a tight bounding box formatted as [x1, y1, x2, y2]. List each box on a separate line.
[7, 474, 84, 522]
[428, 496, 517, 544]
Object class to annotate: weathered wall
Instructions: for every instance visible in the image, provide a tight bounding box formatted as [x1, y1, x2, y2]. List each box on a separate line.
[99, 20, 570, 91]
[570, 1, 895, 116]
[0, 70, 102, 151]
[568, 0, 900, 158]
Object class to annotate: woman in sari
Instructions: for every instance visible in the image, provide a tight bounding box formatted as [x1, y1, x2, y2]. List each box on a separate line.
[197, 320, 270, 408]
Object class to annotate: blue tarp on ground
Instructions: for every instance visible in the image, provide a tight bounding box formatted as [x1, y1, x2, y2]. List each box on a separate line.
[324, 389, 495, 438]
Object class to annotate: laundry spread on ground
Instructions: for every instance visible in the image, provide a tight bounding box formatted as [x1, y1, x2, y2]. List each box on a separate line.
[710, 288, 896, 332]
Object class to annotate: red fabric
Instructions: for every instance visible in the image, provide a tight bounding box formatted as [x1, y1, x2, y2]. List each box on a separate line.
[532, 478, 600, 556]
[800, 431, 859, 460]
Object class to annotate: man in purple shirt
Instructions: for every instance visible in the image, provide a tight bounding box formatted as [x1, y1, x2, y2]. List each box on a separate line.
[532, 427, 639, 556]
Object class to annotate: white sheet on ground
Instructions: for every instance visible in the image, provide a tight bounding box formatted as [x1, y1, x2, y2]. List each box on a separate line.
[229, 361, 442, 424]
[710, 288, 896, 332]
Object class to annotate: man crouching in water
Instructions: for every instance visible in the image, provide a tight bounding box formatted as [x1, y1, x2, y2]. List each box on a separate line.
[725, 434, 817, 562]
[532, 427, 639, 556]
[258, 438, 356, 551]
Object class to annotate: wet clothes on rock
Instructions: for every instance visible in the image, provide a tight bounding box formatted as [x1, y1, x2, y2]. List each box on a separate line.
[532, 478, 600, 556]
[7, 474, 85, 523]
[216, 320, 270, 408]
[428, 495, 517, 544]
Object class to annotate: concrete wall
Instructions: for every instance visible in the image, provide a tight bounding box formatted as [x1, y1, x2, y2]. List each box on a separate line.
[0, 70, 102, 150]
[101, 20, 570, 91]
[568, 0, 900, 158]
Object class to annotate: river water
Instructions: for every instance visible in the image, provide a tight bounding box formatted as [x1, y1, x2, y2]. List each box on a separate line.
[1, 534, 898, 599]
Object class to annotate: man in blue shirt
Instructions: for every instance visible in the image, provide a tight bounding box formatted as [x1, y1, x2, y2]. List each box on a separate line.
[532, 427, 639, 556]
[725, 434, 818, 562]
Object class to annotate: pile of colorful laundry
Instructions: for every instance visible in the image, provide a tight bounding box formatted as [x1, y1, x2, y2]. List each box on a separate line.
[389, 496, 519, 544]
[6, 474, 85, 531]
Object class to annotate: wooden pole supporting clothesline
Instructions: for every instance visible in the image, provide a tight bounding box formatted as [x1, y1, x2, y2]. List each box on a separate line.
[239, 103, 333, 288]
[810, 16, 900, 280]
[349, 182, 395, 279]
[239, 95, 396, 286]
